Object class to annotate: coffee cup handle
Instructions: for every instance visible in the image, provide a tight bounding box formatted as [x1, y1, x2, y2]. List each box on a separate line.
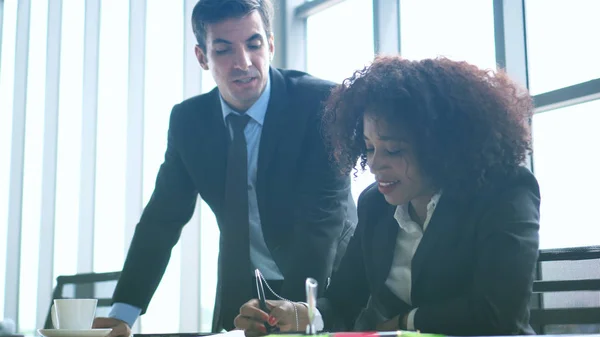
[51, 303, 59, 329]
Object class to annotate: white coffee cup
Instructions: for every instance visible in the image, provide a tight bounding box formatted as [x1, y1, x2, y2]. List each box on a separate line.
[51, 299, 98, 330]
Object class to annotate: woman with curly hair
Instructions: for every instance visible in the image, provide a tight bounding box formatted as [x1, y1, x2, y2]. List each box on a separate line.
[235, 56, 540, 336]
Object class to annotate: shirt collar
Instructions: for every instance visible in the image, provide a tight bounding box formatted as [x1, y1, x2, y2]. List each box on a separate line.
[220, 75, 270, 126]
[394, 191, 443, 233]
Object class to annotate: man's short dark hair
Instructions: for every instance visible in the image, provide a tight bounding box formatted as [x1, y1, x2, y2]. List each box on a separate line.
[192, 0, 274, 51]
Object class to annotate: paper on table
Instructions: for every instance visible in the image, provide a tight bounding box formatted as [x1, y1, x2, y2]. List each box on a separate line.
[267, 332, 445, 337]
[211, 331, 246, 337]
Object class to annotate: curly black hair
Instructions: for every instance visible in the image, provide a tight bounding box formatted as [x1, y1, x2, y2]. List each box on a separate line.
[322, 55, 534, 196]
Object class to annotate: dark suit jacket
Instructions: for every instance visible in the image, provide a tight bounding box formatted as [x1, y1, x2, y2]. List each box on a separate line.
[112, 67, 357, 331]
[318, 166, 540, 336]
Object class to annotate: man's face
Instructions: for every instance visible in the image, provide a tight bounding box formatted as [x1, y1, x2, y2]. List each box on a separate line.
[195, 11, 274, 112]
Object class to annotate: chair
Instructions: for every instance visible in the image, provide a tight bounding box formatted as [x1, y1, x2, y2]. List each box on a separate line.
[529, 246, 600, 334]
[43, 271, 121, 329]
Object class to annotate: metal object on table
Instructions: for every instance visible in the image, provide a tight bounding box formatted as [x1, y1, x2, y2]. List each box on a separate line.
[305, 278, 318, 335]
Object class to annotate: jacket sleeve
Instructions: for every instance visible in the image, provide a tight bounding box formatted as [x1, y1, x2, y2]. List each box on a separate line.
[112, 104, 198, 314]
[414, 175, 540, 335]
[316, 187, 372, 331]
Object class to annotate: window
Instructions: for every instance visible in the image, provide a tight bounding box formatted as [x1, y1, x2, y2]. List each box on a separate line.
[140, 0, 184, 332]
[94, 0, 129, 273]
[0, 0, 18, 319]
[306, 0, 375, 84]
[532, 99, 600, 249]
[400, 0, 497, 71]
[54, 0, 85, 283]
[19, 0, 49, 332]
[306, 0, 376, 202]
[143, 1, 184, 206]
[202, 71, 217, 93]
[0, 0, 210, 331]
[525, 0, 600, 95]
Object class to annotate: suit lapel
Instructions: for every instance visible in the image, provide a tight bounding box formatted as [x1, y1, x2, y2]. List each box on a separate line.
[411, 194, 465, 289]
[198, 89, 230, 217]
[369, 202, 399, 291]
[364, 197, 418, 316]
[256, 68, 293, 208]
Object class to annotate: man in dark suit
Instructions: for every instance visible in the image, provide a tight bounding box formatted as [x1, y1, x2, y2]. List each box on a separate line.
[92, 0, 356, 335]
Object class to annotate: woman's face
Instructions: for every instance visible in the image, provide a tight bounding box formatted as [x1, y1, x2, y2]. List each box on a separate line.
[363, 114, 433, 206]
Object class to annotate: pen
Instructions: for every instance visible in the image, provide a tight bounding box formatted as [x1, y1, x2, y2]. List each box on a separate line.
[255, 269, 278, 334]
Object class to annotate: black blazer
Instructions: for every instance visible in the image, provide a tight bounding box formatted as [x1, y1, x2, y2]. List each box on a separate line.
[112, 68, 357, 331]
[318, 166, 540, 336]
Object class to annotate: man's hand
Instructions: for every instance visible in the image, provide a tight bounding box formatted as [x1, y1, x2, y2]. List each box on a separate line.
[93, 317, 131, 337]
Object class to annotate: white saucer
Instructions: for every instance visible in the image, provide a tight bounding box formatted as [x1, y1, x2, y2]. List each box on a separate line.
[38, 328, 112, 337]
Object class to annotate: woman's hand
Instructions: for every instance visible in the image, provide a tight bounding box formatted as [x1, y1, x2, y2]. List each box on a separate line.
[235, 299, 307, 337]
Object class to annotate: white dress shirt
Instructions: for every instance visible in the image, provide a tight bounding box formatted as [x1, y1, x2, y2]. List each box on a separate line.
[385, 192, 442, 330]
